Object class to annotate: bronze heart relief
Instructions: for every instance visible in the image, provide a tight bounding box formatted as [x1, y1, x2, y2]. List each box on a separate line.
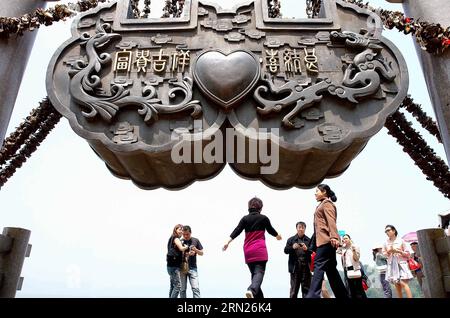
[193, 50, 260, 110]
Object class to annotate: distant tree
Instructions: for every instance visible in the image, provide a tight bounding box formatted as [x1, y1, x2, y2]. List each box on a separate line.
[363, 264, 424, 298]
[325, 265, 424, 298]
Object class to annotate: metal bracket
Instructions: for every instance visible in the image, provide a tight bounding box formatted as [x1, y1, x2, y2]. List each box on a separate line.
[25, 244, 32, 258]
[16, 277, 24, 291]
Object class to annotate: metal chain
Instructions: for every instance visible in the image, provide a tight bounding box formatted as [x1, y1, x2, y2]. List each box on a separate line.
[176, 0, 185, 18]
[385, 110, 450, 199]
[306, 0, 321, 19]
[306, 0, 313, 18]
[0, 0, 109, 37]
[162, 0, 184, 18]
[400, 96, 442, 143]
[269, 0, 321, 19]
[142, 0, 151, 19]
[0, 98, 62, 189]
[341, 0, 450, 54]
[129, 0, 151, 19]
[0, 100, 54, 167]
[130, 0, 141, 18]
[268, 0, 281, 18]
[268, 0, 448, 54]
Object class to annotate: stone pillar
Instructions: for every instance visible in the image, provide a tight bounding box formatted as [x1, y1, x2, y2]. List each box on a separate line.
[417, 228, 447, 298]
[0, 1, 54, 144]
[387, 0, 450, 163]
[0, 227, 31, 298]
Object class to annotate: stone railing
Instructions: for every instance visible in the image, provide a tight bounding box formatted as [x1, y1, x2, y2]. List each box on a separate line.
[0, 227, 31, 298]
[418, 228, 450, 298]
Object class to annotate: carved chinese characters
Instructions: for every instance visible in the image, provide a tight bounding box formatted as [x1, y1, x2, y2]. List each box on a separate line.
[113, 48, 190, 74]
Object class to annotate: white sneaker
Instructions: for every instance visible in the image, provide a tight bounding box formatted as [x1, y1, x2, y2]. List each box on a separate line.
[245, 290, 254, 298]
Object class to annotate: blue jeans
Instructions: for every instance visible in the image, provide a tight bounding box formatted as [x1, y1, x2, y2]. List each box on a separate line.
[180, 268, 201, 298]
[167, 266, 181, 298]
[380, 272, 392, 298]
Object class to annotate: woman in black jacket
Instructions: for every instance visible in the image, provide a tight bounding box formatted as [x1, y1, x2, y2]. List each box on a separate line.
[166, 224, 189, 298]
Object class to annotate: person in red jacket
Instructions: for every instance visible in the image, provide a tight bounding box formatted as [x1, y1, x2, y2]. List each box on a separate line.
[223, 197, 282, 298]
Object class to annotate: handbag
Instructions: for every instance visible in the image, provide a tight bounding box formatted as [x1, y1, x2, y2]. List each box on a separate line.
[181, 260, 189, 274]
[309, 252, 316, 272]
[346, 269, 362, 279]
[362, 278, 369, 291]
[408, 258, 421, 271]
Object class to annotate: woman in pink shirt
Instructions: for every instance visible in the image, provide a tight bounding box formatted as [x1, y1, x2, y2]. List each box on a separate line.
[223, 197, 282, 298]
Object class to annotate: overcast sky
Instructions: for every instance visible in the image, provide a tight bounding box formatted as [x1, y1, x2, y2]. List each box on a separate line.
[1, 0, 449, 298]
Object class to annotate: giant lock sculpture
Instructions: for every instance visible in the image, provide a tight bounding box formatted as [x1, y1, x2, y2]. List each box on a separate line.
[47, 0, 408, 189]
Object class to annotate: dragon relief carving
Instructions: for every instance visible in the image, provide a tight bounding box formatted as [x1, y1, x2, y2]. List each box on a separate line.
[68, 22, 202, 124]
[254, 31, 398, 129]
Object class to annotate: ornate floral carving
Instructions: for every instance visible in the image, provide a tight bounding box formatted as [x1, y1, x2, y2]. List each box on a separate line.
[318, 124, 344, 143]
[254, 31, 398, 129]
[112, 121, 138, 145]
[232, 14, 251, 24]
[197, 7, 209, 16]
[263, 37, 284, 48]
[243, 29, 266, 40]
[201, 18, 234, 32]
[224, 32, 246, 42]
[68, 22, 202, 124]
[151, 33, 172, 45]
[301, 107, 324, 121]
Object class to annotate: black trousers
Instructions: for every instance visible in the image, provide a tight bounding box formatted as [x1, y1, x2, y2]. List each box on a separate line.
[344, 273, 367, 298]
[306, 243, 349, 298]
[290, 263, 312, 298]
[247, 261, 267, 298]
